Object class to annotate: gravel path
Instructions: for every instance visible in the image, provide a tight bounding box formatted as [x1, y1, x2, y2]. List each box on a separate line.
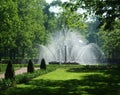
[0, 67, 39, 79]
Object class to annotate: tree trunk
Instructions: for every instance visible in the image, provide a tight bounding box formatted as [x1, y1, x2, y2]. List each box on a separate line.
[9, 49, 13, 60]
[22, 48, 25, 59]
[13, 49, 16, 60]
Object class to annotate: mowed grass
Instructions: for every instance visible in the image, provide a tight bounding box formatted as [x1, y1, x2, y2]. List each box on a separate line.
[33, 68, 102, 80]
[0, 65, 120, 95]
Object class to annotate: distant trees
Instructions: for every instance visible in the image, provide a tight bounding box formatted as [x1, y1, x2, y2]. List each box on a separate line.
[60, 2, 87, 31]
[0, 0, 119, 63]
[63, 0, 120, 30]
[98, 20, 120, 63]
[0, 0, 64, 61]
[0, 0, 50, 60]
[43, 1, 60, 32]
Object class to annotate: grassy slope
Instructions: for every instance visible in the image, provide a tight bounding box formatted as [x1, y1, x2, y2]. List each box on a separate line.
[0, 65, 120, 95]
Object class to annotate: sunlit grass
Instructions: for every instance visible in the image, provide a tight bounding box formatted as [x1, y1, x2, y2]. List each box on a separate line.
[33, 68, 103, 80]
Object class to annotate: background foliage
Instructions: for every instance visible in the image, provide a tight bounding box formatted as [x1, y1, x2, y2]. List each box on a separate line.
[0, 0, 119, 63]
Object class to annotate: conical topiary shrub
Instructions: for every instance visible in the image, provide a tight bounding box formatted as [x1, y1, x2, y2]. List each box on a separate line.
[40, 58, 46, 69]
[27, 59, 34, 73]
[5, 60, 15, 79]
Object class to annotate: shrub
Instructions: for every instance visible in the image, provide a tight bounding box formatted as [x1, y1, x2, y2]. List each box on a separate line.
[0, 79, 15, 91]
[5, 60, 15, 79]
[40, 58, 46, 69]
[27, 59, 34, 73]
[0, 65, 58, 91]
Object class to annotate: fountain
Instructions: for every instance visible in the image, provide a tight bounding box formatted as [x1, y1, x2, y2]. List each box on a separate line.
[39, 29, 105, 65]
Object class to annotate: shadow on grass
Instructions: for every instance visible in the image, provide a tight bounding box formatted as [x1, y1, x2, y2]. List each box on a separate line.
[66, 65, 118, 73]
[1, 65, 120, 95]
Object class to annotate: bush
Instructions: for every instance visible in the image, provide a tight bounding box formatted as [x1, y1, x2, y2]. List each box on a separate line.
[0, 65, 58, 91]
[27, 59, 34, 73]
[0, 79, 15, 91]
[5, 60, 15, 79]
[40, 58, 46, 69]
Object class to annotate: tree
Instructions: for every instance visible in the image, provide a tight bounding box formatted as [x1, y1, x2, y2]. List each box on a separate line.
[0, 0, 20, 60]
[60, 0, 120, 63]
[83, 0, 120, 30]
[16, 0, 48, 59]
[98, 20, 120, 63]
[64, 0, 120, 30]
[5, 60, 15, 79]
[43, 1, 61, 32]
[59, 1, 87, 31]
[27, 59, 34, 73]
[0, 0, 49, 60]
[40, 58, 46, 69]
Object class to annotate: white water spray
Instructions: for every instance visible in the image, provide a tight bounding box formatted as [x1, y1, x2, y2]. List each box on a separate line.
[39, 29, 105, 65]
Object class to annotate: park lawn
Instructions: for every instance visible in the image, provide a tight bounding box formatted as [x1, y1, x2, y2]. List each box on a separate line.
[33, 68, 102, 80]
[0, 65, 120, 95]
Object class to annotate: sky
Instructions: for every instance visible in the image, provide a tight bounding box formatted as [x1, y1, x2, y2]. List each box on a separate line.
[46, 0, 86, 14]
[45, 0, 94, 22]
[46, 0, 69, 4]
[46, 0, 70, 13]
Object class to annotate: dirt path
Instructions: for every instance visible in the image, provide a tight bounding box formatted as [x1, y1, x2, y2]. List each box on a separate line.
[0, 67, 39, 79]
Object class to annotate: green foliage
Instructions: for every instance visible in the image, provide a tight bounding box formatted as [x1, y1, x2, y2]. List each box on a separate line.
[98, 20, 120, 60]
[60, 2, 87, 31]
[27, 59, 34, 73]
[43, 2, 60, 32]
[0, 79, 15, 91]
[16, 65, 58, 84]
[0, 65, 58, 91]
[5, 60, 15, 79]
[0, 0, 49, 60]
[65, 0, 120, 30]
[40, 58, 46, 69]
[0, 64, 7, 73]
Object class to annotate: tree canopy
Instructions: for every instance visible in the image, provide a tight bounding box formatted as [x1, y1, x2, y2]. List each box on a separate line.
[0, 0, 119, 63]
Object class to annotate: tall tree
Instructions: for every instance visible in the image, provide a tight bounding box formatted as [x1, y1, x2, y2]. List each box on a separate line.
[0, 0, 20, 60]
[43, 1, 61, 32]
[65, 0, 120, 30]
[98, 20, 120, 62]
[0, 0, 49, 60]
[15, 0, 48, 58]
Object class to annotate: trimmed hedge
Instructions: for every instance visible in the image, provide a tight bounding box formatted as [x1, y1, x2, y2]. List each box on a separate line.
[5, 60, 15, 79]
[27, 59, 34, 73]
[40, 58, 46, 69]
[0, 65, 58, 91]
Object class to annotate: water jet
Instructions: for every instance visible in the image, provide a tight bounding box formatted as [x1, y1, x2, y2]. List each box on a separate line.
[39, 29, 105, 65]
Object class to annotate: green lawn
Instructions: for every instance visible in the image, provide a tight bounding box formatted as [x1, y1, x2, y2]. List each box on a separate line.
[33, 68, 102, 80]
[0, 65, 120, 95]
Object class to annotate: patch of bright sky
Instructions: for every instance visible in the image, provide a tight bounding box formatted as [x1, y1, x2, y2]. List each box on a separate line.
[46, 0, 94, 22]
[49, 6, 62, 13]
[46, 0, 70, 13]
[46, 0, 69, 4]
